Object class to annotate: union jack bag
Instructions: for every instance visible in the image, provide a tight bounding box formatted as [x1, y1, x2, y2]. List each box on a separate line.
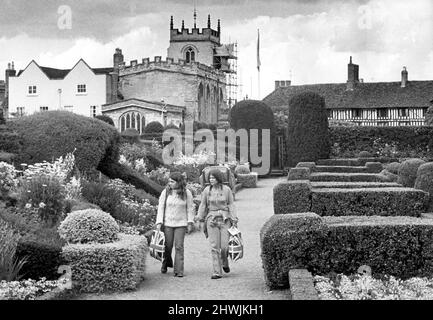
[228, 226, 243, 261]
[149, 229, 165, 262]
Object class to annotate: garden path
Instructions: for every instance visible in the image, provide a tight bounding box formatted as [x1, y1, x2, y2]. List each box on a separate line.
[78, 176, 290, 300]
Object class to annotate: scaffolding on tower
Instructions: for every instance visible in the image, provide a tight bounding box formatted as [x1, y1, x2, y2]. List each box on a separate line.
[214, 42, 238, 109]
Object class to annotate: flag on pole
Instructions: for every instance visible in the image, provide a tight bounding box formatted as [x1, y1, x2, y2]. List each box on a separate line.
[257, 29, 261, 72]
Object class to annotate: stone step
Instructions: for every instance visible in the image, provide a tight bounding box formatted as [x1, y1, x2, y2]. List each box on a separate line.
[270, 169, 286, 176]
[310, 172, 383, 182]
[311, 181, 403, 189]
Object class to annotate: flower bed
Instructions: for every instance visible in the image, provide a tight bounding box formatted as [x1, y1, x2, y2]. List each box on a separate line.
[0, 278, 69, 300]
[315, 273, 433, 300]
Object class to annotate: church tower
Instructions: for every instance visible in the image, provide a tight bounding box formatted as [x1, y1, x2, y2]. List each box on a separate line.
[167, 13, 221, 67]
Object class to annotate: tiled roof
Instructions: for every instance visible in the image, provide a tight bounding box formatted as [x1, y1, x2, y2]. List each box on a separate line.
[263, 81, 433, 110]
[40, 67, 70, 79]
[17, 65, 114, 79]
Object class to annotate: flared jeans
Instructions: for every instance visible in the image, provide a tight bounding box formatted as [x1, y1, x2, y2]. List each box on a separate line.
[207, 217, 231, 276]
[163, 226, 186, 275]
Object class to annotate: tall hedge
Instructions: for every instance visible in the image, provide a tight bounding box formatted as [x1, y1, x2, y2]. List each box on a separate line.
[286, 92, 330, 167]
[329, 126, 433, 159]
[229, 100, 276, 174]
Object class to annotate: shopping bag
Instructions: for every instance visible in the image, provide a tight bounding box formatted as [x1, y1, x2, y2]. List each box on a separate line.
[149, 229, 165, 262]
[228, 226, 243, 261]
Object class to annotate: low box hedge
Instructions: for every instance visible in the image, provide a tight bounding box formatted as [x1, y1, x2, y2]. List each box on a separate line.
[62, 234, 148, 293]
[260, 213, 433, 289]
[273, 181, 312, 214]
[315, 165, 368, 173]
[311, 187, 428, 217]
[310, 182, 402, 189]
[310, 172, 383, 182]
[288, 167, 310, 180]
[236, 173, 258, 188]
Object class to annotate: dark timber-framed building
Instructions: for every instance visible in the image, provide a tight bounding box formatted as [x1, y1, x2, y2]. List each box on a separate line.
[264, 57, 433, 126]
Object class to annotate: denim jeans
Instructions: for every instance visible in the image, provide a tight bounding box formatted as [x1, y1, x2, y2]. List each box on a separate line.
[163, 226, 186, 275]
[207, 217, 231, 276]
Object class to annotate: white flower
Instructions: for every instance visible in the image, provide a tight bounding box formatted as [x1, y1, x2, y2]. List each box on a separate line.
[25, 203, 32, 209]
[39, 202, 46, 208]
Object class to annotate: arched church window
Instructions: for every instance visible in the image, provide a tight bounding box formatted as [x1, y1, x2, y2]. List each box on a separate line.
[126, 114, 131, 129]
[131, 112, 136, 129]
[121, 117, 125, 132]
[185, 47, 196, 63]
[137, 114, 141, 134]
[120, 111, 144, 133]
[141, 116, 146, 133]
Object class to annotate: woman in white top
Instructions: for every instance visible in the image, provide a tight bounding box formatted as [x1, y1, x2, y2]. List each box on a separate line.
[155, 172, 195, 277]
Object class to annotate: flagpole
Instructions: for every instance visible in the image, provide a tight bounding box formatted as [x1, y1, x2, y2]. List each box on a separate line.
[258, 69, 260, 100]
[257, 29, 261, 99]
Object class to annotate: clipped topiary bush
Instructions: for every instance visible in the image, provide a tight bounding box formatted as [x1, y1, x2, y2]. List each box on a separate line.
[61, 234, 147, 293]
[311, 187, 428, 217]
[378, 169, 399, 183]
[120, 128, 140, 144]
[385, 162, 401, 175]
[286, 92, 330, 167]
[358, 151, 373, 158]
[229, 100, 276, 175]
[7, 111, 120, 174]
[143, 121, 164, 141]
[6, 110, 163, 197]
[95, 115, 115, 126]
[414, 162, 433, 210]
[397, 158, 426, 187]
[236, 173, 258, 188]
[234, 164, 250, 175]
[58, 209, 120, 244]
[288, 167, 311, 180]
[273, 181, 312, 214]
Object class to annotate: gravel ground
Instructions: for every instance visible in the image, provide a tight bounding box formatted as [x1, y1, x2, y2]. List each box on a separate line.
[78, 177, 290, 300]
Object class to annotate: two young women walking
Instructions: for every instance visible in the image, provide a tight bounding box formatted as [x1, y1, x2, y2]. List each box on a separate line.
[155, 169, 239, 279]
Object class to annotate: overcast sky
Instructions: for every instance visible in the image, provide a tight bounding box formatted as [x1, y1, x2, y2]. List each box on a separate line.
[1, 0, 432, 99]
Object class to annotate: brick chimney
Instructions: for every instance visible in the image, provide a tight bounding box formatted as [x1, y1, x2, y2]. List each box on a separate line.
[401, 66, 408, 88]
[111, 48, 124, 103]
[274, 80, 291, 90]
[4, 62, 16, 118]
[347, 56, 359, 91]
